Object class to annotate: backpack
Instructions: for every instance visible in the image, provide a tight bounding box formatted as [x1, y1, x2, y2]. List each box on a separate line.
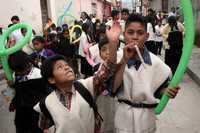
[39, 81, 103, 132]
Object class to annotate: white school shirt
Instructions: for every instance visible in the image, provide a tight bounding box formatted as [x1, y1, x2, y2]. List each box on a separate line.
[79, 32, 91, 57]
[34, 77, 95, 133]
[22, 36, 35, 55]
[114, 50, 171, 133]
[13, 67, 41, 82]
[147, 23, 156, 41]
[10, 29, 23, 44]
[155, 25, 163, 42]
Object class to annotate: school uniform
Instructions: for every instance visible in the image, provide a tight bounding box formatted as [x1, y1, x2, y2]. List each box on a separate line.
[155, 25, 163, 55]
[79, 32, 93, 76]
[146, 23, 157, 55]
[30, 49, 54, 68]
[34, 77, 96, 133]
[12, 67, 46, 133]
[114, 47, 171, 133]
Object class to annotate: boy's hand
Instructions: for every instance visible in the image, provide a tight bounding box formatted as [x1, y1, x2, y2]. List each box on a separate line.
[122, 44, 137, 63]
[106, 23, 121, 43]
[165, 86, 181, 99]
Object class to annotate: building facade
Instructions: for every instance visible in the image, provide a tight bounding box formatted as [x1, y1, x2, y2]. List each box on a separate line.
[0, 0, 111, 34]
[149, 0, 200, 46]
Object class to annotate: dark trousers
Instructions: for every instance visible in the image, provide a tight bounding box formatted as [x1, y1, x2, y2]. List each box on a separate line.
[15, 107, 43, 133]
[156, 41, 163, 55]
[165, 49, 182, 74]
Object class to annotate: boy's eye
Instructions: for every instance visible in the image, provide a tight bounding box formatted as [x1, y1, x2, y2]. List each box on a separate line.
[101, 47, 107, 52]
[127, 30, 145, 36]
[56, 63, 68, 70]
[137, 31, 145, 35]
[127, 31, 134, 35]
[56, 65, 63, 70]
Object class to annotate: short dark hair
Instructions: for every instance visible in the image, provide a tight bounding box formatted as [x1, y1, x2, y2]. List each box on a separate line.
[148, 8, 154, 14]
[32, 36, 45, 44]
[125, 14, 147, 30]
[98, 35, 109, 50]
[82, 23, 89, 33]
[111, 10, 120, 18]
[41, 55, 66, 81]
[62, 24, 68, 31]
[167, 15, 177, 25]
[121, 8, 129, 15]
[99, 24, 106, 34]
[11, 15, 20, 22]
[8, 51, 31, 72]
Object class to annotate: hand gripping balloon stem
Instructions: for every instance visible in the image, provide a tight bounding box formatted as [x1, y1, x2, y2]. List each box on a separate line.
[0, 23, 32, 81]
[134, 45, 146, 69]
[154, 0, 195, 115]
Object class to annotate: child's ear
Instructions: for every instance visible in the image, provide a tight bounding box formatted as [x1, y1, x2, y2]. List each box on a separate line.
[48, 77, 55, 84]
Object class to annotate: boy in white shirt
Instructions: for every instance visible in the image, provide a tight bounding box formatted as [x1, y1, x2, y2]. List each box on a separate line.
[33, 24, 121, 133]
[109, 14, 180, 133]
[155, 20, 163, 55]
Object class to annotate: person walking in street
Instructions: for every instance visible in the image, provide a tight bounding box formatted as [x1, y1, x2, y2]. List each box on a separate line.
[161, 16, 184, 74]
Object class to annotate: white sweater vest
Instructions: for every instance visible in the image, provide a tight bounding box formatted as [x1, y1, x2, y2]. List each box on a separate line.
[115, 51, 171, 133]
[34, 77, 95, 133]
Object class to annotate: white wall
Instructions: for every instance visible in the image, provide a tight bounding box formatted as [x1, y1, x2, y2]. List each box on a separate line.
[53, 0, 103, 25]
[0, 0, 43, 34]
[0, 0, 104, 34]
[149, 0, 162, 11]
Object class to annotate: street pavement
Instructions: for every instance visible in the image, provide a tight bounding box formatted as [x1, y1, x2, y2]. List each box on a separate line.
[187, 46, 200, 87]
[0, 80, 15, 133]
[156, 73, 200, 133]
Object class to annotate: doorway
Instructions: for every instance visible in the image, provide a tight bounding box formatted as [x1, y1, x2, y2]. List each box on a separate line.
[40, 0, 49, 28]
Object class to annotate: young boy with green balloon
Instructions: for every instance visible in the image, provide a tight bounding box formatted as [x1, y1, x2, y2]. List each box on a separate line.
[106, 13, 180, 133]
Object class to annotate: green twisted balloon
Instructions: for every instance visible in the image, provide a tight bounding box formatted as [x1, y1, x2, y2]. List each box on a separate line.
[0, 23, 32, 81]
[155, 0, 195, 114]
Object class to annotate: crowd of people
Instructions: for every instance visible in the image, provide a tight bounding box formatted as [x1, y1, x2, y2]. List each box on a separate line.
[0, 7, 184, 133]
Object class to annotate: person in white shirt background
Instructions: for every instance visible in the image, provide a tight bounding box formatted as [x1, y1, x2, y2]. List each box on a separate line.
[155, 20, 164, 55]
[8, 15, 23, 48]
[145, 16, 157, 55]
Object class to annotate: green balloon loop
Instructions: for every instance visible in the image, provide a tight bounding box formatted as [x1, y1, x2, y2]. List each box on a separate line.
[69, 24, 82, 44]
[0, 23, 32, 81]
[58, 12, 78, 26]
[155, 0, 195, 114]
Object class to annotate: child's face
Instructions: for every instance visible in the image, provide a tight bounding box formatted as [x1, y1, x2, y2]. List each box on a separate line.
[49, 60, 75, 85]
[121, 12, 129, 21]
[124, 22, 149, 49]
[33, 40, 44, 52]
[100, 44, 109, 61]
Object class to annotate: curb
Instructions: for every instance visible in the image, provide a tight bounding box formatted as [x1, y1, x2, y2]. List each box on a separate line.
[186, 67, 200, 87]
